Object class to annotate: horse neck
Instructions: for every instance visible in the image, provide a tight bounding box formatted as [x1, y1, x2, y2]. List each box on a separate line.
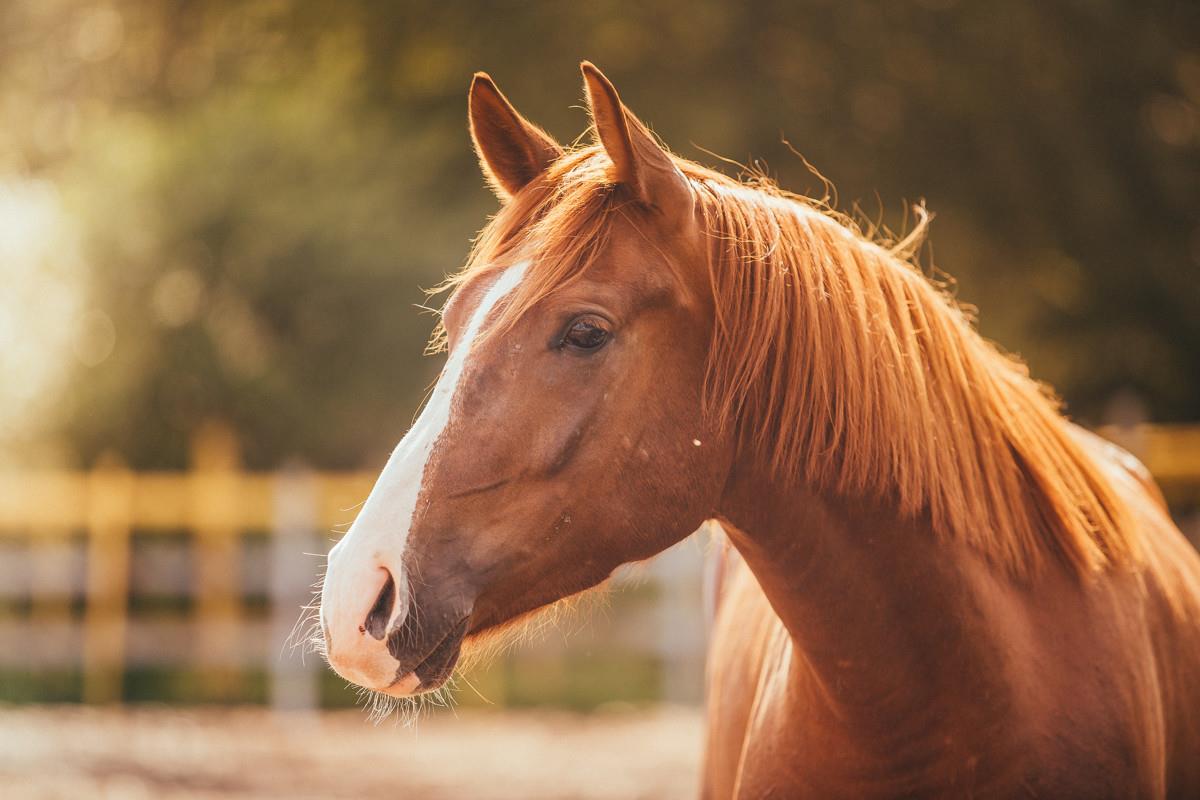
[716, 466, 1032, 767]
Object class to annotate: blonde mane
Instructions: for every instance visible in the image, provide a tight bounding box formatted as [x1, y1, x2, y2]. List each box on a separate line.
[437, 146, 1138, 578]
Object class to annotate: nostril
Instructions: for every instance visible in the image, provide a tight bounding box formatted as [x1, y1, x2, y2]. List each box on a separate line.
[363, 570, 396, 640]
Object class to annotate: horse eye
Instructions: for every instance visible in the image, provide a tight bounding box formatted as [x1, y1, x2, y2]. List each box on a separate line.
[561, 315, 610, 352]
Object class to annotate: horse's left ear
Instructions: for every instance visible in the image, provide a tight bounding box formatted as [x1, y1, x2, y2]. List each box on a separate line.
[581, 62, 690, 211]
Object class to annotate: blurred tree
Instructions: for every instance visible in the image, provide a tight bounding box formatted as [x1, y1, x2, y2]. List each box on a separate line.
[0, 0, 1196, 469]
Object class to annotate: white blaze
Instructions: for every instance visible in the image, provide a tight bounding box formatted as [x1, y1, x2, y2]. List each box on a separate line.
[322, 262, 528, 640]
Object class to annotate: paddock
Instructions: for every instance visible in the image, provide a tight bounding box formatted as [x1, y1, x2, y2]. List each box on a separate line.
[0, 705, 703, 799]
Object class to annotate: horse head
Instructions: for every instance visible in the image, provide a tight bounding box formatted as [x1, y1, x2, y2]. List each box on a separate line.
[319, 63, 731, 697]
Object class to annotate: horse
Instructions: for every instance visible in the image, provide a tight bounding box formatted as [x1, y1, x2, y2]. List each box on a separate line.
[317, 62, 1200, 797]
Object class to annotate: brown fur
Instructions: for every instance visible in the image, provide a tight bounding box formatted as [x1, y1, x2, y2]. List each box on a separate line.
[322, 63, 1200, 798]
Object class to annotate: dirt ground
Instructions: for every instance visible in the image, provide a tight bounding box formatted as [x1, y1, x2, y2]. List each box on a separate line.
[0, 705, 703, 799]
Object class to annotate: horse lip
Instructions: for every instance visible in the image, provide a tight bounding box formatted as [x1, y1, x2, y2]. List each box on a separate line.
[397, 616, 469, 692]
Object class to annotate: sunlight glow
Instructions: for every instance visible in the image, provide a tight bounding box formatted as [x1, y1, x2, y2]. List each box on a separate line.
[0, 178, 87, 454]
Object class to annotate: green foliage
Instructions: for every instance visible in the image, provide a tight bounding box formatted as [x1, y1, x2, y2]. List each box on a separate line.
[0, 669, 83, 704]
[0, 658, 663, 709]
[0, 0, 1197, 468]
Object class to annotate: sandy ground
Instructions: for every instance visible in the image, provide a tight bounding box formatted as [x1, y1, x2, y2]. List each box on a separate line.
[0, 705, 703, 799]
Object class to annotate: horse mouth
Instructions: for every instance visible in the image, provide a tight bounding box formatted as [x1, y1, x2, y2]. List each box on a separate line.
[386, 616, 469, 696]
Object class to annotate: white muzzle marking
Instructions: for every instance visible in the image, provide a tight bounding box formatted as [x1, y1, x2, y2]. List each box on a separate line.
[320, 262, 528, 689]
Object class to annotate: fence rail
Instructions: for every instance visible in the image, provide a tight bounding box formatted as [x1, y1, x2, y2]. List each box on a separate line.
[0, 422, 1196, 707]
[0, 423, 373, 705]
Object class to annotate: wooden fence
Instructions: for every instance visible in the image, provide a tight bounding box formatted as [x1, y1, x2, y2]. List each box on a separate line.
[0, 423, 379, 706]
[0, 422, 1196, 707]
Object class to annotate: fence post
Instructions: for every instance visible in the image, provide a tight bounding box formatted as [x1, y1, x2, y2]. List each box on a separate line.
[653, 523, 710, 705]
[190, 421, 243, 699]
[82, 453, 133, 703]
[270, 460, 321, 715]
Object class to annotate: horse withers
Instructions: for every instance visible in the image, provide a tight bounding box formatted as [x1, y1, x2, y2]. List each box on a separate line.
[317, 63, 1200, 797]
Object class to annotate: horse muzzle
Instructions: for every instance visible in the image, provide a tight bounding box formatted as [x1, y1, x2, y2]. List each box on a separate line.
[320, 538, 473, 696]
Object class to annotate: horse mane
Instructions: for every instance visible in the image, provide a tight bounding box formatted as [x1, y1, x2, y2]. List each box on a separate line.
[436, 145, 1139, 579]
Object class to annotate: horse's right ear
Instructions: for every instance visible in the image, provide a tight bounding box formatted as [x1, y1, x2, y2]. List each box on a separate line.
[469, 72, 562, 201]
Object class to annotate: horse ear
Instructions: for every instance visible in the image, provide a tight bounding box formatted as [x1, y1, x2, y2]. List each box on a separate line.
[469, 72, 563, 200]
[580, 61, 690, 211]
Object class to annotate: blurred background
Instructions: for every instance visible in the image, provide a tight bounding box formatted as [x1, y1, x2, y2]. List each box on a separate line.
[0, 0, 1198, 797]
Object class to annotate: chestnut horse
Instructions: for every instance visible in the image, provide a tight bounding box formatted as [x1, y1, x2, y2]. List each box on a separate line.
[318, 63, 1200, 797]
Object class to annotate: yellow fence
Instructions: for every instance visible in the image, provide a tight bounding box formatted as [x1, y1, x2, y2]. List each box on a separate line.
[0, 423, 377, 705]
[0, 422, 1197, 706]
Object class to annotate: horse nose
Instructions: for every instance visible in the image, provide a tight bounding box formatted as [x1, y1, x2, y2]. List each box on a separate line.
[320, 553, 413, 692]
[363, 569, 397, 639]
